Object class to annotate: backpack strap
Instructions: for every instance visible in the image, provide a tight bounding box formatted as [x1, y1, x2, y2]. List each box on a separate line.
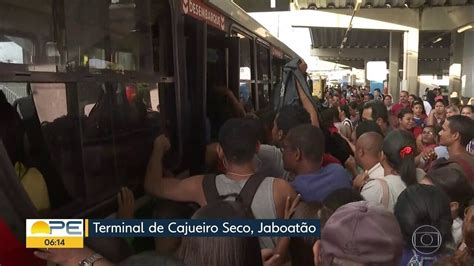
[202, 174, 220, 204]
[452, 157, 474, 181]
[377, 178, 390, 209]
[236, 173, 267, 208]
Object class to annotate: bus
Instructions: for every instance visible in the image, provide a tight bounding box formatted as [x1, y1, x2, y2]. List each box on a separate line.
[0, 0, 299, 261]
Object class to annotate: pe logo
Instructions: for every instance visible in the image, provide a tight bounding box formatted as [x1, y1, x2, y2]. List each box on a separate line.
[26, 219, 84, 248]
[411, 225, 442, 255]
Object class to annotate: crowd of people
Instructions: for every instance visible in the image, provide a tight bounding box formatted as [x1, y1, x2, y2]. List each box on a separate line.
[11, 59, 474, 265]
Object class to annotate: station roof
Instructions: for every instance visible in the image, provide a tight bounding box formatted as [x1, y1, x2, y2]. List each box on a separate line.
[234, 0, 474, 11]
[295, 0, 473, 9]
[309, 28, 450, 72]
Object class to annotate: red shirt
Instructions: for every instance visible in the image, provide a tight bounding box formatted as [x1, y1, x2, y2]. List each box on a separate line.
[391, 102, 409, 117]
[322, 153, 341, 166]
[0, 219, 45, 266]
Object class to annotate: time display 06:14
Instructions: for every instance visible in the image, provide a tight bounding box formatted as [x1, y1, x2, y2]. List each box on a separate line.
[44, 239, 65, 246]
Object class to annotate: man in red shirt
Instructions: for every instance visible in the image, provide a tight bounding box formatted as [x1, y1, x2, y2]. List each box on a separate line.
[390, 90, 410, 117]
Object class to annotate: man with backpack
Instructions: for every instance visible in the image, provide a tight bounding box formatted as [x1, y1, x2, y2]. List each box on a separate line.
[144, 118, 297, 249]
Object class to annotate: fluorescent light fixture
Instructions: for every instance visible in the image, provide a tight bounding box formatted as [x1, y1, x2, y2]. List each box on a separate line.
[367, 61, 387, 81]
[457, 25, 473, 33]
[271, 0, 276, 8]
[449, 63, 461, 77]
[355, 0, 362, 10]
[432, 37, 442, 44]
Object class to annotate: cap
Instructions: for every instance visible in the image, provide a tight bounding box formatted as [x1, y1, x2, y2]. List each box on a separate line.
[320, 201, 403, 265]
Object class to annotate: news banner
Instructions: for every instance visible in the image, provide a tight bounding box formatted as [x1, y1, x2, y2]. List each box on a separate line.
[26, 219, 320, 248]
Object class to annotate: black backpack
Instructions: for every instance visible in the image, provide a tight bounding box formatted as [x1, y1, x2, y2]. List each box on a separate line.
[272, 58, 322, 113]
[202, 173, 267, 217]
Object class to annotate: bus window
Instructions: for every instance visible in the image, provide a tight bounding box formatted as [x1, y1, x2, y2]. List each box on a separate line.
[0, 36, 34, 65]
[78, 81, 161, 203]
[257, 43, 270, 110]
[33, 84, 68, 123]
[0, 0, 54, 69]
[272, 57, 285, 88]
[64, 0, 153, 73]
[237, 33, 255, 112]
[0, 83, 28, 105]
[31, 83, 84, 206]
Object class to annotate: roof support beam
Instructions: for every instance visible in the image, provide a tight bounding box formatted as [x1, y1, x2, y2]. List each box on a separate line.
[310, 47, 388, 59]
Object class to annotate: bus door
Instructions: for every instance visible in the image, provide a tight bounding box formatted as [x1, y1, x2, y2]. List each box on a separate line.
[206, 28, 241, 142]
[182, 17, 207, 174]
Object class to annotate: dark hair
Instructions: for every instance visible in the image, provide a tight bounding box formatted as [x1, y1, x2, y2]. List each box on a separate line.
[447, 115, 474, 146]
[461, 105, 474, 114]
[382, 130, 417, 186]
[275, 105, 311, 135]
[218, 118, 258, 164]
[179, 201, 262, 266]
[290, 201, 333, 266]
[285, 124, 325, 164]
[412, 100, 426, 115]
[320, 108, 339, 128]
[152, 199, 195, 255]
[412, 100, 423, 108]
[368, 93, 374, 100]
[423, 125, 440, 141]
[394, 184, 453, 251]
[348, 101, 359, 110]
[428, 164, 473, 219]
[339, 104, 350, 119]
[355, 120, 383, 139]
[255, 109, 276, 145]
[435, 99, 445, 106]
[323, 188, 364, 211]
[374, 88, 381, 93]
[363, 100, 389, 124]
[242, 115, 266, 144]
[0, 90, 25, 164]
[397, 108, 413, 119]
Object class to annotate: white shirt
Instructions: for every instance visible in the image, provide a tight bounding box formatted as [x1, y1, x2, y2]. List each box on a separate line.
[361, 163, 406, 213]
[423, 101, 432, 116]
[452, 217, 463, 247]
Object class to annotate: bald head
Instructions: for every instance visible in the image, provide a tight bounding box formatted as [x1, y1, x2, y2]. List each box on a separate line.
[357, 132, 383, 157]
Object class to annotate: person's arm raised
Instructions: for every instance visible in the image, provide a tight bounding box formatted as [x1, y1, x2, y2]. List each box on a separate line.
[144, 135, 206, 206]
[296, 79, 319, 128]
[427, 110, 435, 126]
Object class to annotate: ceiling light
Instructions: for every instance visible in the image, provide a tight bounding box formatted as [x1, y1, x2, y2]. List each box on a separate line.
[432, 37, 442, 43]
[404, 2, 409, 7]
[271, 0, 276, 8]
[457, 25, 473, 33]
[355, 0, 362, 10]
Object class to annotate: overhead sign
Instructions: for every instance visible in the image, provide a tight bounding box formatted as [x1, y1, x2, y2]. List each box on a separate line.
[182, 0, 226, 31]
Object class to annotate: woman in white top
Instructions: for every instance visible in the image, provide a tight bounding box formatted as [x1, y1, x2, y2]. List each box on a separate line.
[353, 130, 417, 212]
[377, 130, 418, 211]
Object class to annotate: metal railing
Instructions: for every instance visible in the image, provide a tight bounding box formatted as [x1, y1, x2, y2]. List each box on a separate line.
[0, 84, 27, 104]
